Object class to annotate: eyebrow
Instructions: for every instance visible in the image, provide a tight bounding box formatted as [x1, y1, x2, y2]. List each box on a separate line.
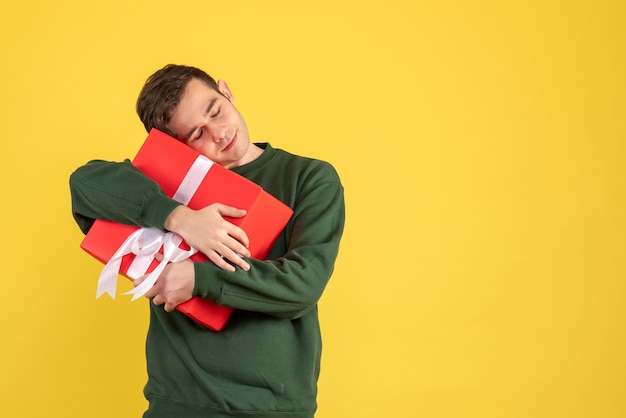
[185, 98, 219, 140]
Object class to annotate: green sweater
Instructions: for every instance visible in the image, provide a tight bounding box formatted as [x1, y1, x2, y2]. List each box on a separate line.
[70, 143, 345, 418]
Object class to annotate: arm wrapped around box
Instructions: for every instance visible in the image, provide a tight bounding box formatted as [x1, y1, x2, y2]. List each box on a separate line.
[80, 129, 293, 331]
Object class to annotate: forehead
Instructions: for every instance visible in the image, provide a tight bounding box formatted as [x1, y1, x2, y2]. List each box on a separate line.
[179, 78, 220, 113]
[169, 79, 221, 135]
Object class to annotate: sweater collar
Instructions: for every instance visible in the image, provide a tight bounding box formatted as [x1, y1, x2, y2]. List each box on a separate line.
[231, 142, 273, 176]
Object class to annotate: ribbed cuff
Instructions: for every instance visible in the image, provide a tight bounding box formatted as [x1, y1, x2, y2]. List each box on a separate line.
[193, 262, 223, 300]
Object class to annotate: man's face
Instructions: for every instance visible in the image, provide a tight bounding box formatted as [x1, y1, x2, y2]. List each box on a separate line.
[168, 78, 253, 168]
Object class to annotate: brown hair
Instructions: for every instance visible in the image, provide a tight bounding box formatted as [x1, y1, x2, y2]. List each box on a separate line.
[136, 64, 221, 137]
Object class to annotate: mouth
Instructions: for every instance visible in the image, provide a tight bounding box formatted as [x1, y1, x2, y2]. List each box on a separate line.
[222, 132, 237, 152]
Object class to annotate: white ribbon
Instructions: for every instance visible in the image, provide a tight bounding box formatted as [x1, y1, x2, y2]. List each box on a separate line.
[172, 155, 213, 205]
[123, 231, 197, 300]
[95, 155, 214, 300]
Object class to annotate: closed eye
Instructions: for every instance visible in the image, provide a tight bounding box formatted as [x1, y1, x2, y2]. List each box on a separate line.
[191, 128, 204, 141]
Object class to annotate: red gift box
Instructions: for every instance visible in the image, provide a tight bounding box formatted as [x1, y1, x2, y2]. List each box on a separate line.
[80, 129, 293, 331]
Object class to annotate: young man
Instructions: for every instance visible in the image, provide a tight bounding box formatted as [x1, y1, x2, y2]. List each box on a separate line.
[70, 64, 345, 418]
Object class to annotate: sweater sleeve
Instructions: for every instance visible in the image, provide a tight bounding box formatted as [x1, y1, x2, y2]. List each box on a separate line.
[192, 164, 345, 320]
[69, 159, 181, 234]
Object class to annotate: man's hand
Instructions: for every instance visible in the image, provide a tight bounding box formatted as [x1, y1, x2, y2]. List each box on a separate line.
[137, 257, 195, 312]
[165, 203, 251, 272]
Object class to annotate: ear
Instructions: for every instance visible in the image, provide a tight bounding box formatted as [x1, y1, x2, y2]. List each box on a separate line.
[217, 80, 235, 103]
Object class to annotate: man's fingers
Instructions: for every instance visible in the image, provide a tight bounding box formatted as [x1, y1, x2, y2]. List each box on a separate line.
[220, 219, 250, 252]
[222, 250, 250, 271]
[207, 251, 236, 272]
[213, 242, 250, 271]
[215, 204, 247, 219]
[144, 286, 158, 299]
[215, 205, 251, 250]
[222, 233, 251, 258]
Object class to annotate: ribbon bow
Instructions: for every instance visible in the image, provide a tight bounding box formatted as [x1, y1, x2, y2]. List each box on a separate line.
[95, 154, 214, 301]
[96, 227, 198, 301]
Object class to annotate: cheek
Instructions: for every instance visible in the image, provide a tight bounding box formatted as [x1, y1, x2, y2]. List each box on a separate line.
[186, 141, 202, 153]
[227, 111, 244, 126]
[190, 141, 219, 160]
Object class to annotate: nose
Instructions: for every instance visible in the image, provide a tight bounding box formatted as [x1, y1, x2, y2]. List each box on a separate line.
[204, 121, 227, 143]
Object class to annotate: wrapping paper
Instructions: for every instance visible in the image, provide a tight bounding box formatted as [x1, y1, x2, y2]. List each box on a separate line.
[80, 129, 293, 331]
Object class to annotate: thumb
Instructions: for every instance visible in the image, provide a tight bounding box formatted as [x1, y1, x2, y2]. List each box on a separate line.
[216, 204, 247, 219]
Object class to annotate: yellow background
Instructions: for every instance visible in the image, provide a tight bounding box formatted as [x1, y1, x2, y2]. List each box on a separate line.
[1, 1, 624, 417]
